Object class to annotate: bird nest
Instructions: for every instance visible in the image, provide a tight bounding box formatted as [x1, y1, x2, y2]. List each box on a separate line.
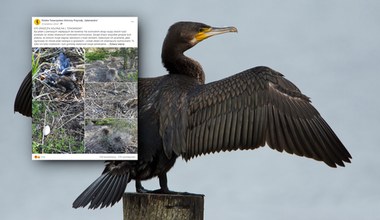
[32, 48, 85, 102]
[84, 82, 137, 119]
[84, 119, 137, 154]
[84, 48, 138, 82]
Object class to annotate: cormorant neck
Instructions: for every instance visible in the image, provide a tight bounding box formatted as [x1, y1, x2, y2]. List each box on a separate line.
[162, 49, 205, 84]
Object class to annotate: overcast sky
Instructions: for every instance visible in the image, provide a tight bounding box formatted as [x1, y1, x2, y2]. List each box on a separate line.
[1, 0, 380, 219]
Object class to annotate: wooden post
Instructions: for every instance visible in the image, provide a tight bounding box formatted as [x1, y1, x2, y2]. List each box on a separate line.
[123, 193, 204, 220]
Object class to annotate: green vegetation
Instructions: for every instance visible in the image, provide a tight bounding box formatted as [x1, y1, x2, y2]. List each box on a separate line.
[86, 118, 137, 134]
[85, 48, 109, 62]
[32, 101, 84, 154]
[31, 53, 40, 77]
[110, 48, 138, 70]
[33, 128, 83, 154]
[127, 71, 138, 82]
[32, 101, 44, 118]
[117, 71, 138, 82]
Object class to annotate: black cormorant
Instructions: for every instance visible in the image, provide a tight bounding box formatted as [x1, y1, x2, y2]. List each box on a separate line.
[14, 21, 351, 209]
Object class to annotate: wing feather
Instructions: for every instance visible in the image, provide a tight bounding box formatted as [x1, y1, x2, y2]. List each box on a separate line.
[183, 66, 351, 167]
[14, 71, 32, 117]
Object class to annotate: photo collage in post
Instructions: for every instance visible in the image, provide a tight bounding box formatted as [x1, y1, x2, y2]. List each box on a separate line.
[31, 17, 138, 160]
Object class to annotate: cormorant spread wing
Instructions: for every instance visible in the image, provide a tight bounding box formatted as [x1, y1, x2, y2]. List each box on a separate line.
[179, 66, 351, 167]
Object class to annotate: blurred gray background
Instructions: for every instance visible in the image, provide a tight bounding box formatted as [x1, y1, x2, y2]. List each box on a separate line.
[1, 0, 379, 219]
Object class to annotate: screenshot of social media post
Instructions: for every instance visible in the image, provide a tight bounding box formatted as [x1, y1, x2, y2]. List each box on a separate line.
[31, 17, 138, 160]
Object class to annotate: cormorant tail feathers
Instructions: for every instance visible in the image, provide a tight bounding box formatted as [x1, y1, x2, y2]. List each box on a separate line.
[72, 170, 129, 209]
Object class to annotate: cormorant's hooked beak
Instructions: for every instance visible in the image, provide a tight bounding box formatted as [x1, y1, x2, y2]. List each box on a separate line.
[193, 26, 238, 44]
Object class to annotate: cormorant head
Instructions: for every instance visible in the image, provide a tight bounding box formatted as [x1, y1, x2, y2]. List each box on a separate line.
[161, 21, 237, 79]
[162, 21, 238, 55]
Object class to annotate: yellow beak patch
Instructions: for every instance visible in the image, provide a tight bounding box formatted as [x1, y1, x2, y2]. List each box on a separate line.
[194, 28, 213, 42]
[191, 26, 238, 45]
